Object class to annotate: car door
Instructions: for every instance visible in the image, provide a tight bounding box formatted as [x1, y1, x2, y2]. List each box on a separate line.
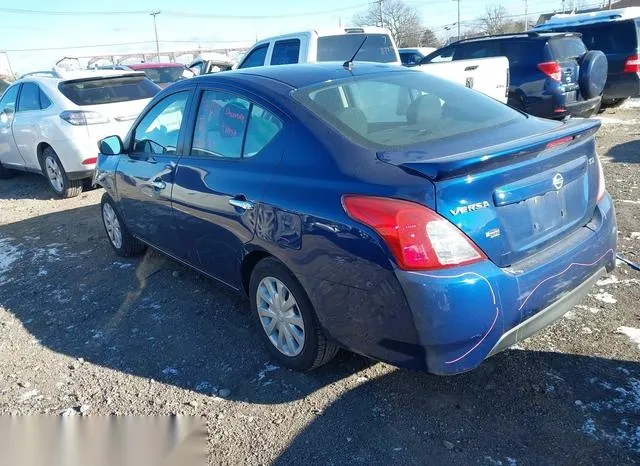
[270, 39, 301, 65]
[116, 89, 193, 257]
[172, 86, 286, 288]
[0, 84, 27, 169]
[12, 82, 53, 170]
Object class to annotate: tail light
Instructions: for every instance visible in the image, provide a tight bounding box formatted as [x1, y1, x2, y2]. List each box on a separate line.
[82, 157, 97, 165]
[342, 196, 486, 271]
[537, 61, 562, 82]
[596, 155, 606, 201]
[624, 54, 640, 73]
[60, 110, 110, 126]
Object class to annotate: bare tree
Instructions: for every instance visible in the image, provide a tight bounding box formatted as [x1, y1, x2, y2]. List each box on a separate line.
[420, 29, 441, 48]
[478, 4, 510, 35]
[353, 0, 424, 47]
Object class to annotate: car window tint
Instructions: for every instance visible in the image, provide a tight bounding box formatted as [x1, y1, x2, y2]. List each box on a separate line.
[39, 89, 52, 109]
[0, 85, 20, 113]
[549, 37, 587, 60]
[133, 91, 189, 155]
[453, 42, 501, 60]
[293, 71, 522, 149]
[192, 91, 250, 158]
[501, 41, 543, 67]
[239, 45, 268, 69]
[400, 52, 423, 66]
[271, 39, 300, 65]
[244, 105, 283, 157]
[424, 48, 453, 63]
[572, 22, 637, 54]
[59, 76, 159, 106]
[317, 34, 397, 63]
[17, 83, 41, 111]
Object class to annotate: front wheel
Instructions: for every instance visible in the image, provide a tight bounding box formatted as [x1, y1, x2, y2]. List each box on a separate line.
[249, 257, 339, 371]
[41, 147, 83, 198]
[100, 194, 146, 257]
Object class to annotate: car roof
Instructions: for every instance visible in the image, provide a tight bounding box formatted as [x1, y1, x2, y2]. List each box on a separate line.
[254, 27, 391, 44]
[204, 62, 406, 89]
[535, 7, 640, 30]
[127, 62, 185, 70]
[452, 31, 580, 44]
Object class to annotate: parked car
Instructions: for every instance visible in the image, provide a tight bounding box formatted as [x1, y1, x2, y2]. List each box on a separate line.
[235, 27, 401, 68]
[94, 63, 616, 375]
[0, 70, 159, 197]
[422, 32, 608, 119]
[187, 53, 235, 75]
[534, 7, 640, 108]
[126, 63, 194, 88]
[399, 47, 437, 66]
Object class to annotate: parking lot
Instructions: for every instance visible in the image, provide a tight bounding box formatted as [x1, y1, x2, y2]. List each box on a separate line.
[0, 102, 638, 464]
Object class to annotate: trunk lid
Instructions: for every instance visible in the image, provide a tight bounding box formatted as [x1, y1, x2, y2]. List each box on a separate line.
[547, 36, 587, 92]
[82, 99, 151, 140]
[378, 118, 601, 267]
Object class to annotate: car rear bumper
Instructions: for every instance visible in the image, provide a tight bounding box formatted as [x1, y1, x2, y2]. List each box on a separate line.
[560, 95, 602, 118]
[49, 136, 97, 176]
[394, 194, 617, 375]
[604, 73, 640, 100]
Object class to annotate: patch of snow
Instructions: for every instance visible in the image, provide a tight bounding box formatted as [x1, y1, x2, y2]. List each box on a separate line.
[596, 275, 618, 286]
[162, 366, 179, 376]
[37, 267, 48, 277]
[19, 389, 40, 403]
[195, 381, 212, 392]
[0, 237, 23, 282]
[113, 261, 133, 269]
[257, 362, 280, 381]
[631, 232, 640, 239]
[575, 304, 600, 314]
[597, 116, 639, 126]
[564, 310, 577, 320]
[506, 458, 517, 466]
[616, 327, 640, 349]
[621, 200, 640, 205]
[593, 292, 617, 304]
[621, 98, 640, 110]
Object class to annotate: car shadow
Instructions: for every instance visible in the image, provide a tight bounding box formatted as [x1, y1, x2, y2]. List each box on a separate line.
[1, 205, 639, 462]
[605, 139, 640, 164]
[0, 171, 56, 200]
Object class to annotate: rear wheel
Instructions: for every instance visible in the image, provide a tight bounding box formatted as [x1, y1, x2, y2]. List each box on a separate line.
[41, 147, 83, 198]
[249, 257, 338, 371]
[100, 193, 146, 257]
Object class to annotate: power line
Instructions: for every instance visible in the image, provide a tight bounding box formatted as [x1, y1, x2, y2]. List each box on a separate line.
[0, 39, 251, 53]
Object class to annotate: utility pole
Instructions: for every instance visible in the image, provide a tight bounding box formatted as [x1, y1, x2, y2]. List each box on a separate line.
[150, 10, 161, 63]
[377, 0, 384, 28]
[608, 0, 613, 9]
[453, 0, 461, 40]
[562, 0, 566, 13]
[1, 52, 14, 79]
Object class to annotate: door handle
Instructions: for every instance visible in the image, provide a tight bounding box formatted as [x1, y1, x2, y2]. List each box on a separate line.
[151, 179, 166, 190]
[229, 198, 254, 210]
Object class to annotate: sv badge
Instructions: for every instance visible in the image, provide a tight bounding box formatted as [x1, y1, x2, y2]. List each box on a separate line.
[450, 201, 490, 216]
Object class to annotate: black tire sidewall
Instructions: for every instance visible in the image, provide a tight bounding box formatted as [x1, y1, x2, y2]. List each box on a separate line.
[41, 148, 68, 196]
[249, 258, 321, 371]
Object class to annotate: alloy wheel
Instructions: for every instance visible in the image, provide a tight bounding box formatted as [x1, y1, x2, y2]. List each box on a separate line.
[102, 202, 123, 249]
[256, 276, 305, 357]
[45, 156, 64, 193]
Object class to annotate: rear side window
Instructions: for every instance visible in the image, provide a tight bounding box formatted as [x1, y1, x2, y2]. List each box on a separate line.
[317, 34, 397, 63]
[271, 39, 300, 65]
[453, 41, 502, 60]
[17, 83, 42, 111]
[293, 71, 522, 149]
[501, 41, 544, 67]
[548, 37, 587, 60]
[239, 45, 268, 69]
[143, 67, 188, 85]
[39, 89, 52, 109]
[58, 76, 159, 106]
[191, 90, 282, 158]
[572, 21, 638, 54]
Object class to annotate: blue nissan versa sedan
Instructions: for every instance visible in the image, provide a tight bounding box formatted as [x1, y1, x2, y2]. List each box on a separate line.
[94, 63, 617, 375]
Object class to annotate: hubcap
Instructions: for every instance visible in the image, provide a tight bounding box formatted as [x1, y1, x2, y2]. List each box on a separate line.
[102, 203, 123, 249]
[45, 156, 63, 193]
[256, 277, 305, 357]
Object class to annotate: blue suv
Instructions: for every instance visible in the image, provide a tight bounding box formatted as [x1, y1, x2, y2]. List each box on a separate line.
[422, 32, 607, 119]
[535, 9, 640, 107]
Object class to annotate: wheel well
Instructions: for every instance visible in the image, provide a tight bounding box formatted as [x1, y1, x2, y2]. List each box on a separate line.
[36, 142, 52, 166]
[240, 250, 272, 295]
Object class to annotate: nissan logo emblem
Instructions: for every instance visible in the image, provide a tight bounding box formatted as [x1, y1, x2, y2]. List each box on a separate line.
[552, 173, 564, 190]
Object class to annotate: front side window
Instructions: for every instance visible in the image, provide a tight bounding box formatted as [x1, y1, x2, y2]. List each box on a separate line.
[0, 85, 20, 113]
[132, 91, 189, 155]
[293, 71, 523, 149]
[238, 45, 268, 69]
[271, 39, 300, 65]
[192, 90, 282, 158]
[17, 83, 42, 112]
[400, 52, 422, 66]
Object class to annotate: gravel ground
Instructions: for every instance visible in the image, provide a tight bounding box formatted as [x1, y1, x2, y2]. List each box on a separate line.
[0, 104, 639, 465]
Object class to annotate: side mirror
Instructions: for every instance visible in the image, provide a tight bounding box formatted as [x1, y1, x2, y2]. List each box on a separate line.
[0, 106, 14, 124]
[98, 135, 124, 155]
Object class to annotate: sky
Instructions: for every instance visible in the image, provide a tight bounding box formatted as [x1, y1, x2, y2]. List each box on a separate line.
[0, 0, 604, 74]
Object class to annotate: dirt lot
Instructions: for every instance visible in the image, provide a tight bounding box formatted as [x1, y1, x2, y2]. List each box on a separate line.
[0, 103, 639, 465]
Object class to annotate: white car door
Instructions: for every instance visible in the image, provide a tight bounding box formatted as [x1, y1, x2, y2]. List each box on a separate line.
[0, 84, 27, 169]
[12, 82, 51, 170]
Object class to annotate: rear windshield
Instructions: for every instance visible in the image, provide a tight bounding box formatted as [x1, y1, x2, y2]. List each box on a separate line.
[561, 21, 639, 54]
[142, 67, 188, 85]
[58, 76, 159, 106]
[292, 71, 523, 149]
[317, 34, 398, 63]
[548, 37, 587, 60]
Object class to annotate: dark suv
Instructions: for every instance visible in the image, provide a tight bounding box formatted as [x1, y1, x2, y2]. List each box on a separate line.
[535, 11, 640, 107]
[422, 32, 608, 119]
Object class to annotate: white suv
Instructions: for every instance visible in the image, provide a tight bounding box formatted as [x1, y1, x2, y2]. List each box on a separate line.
[236, 27, 400, 69]
[0, 71, 158, 197]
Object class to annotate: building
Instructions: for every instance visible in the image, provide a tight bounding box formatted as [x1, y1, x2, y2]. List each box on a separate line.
[536, 0, 640, 25]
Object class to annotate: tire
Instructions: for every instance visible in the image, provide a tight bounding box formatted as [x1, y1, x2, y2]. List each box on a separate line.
[579, 50, 608, 100]
[249, 257, 339, 371]
[100, 193, 146, 257]
[0, 162, 14, 179]
[603, 98, 627, 109]
[40, 146, 83, 198]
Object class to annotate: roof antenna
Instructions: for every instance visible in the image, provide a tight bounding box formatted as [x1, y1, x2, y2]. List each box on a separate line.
[343, 36, 368, 71]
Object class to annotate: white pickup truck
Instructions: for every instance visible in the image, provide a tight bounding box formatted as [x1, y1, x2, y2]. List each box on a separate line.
[237, 28, 509, 103]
